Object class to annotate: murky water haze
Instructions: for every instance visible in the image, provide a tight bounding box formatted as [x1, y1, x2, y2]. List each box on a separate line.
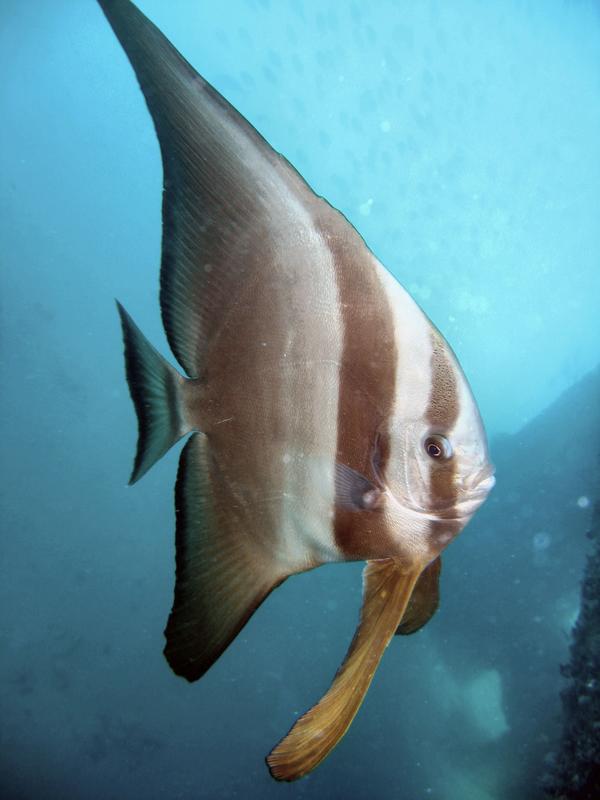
[2, 1, 599, 798]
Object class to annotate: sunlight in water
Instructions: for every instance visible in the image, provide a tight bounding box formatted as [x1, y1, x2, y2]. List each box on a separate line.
[463, 669, 510, 741]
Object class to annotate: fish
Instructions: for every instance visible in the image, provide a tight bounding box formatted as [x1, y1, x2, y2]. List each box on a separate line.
[97, 0, 495, 782]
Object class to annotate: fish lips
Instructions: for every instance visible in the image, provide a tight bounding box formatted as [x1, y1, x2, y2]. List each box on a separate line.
[399, 470, 496, 523]
[446, 472, 496, 520]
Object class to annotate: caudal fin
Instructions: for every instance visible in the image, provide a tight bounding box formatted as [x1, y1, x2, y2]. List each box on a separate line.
[117, 301, 192, 484]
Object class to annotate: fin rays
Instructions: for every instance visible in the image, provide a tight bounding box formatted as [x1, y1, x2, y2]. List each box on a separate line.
[117, 301, 191, 483]
[266, 559, 423, 781]
[164, 435, 286, 681]
[98, 0, 318, 378]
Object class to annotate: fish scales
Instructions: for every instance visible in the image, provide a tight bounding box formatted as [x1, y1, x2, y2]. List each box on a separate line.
[97, 0, 495, 782]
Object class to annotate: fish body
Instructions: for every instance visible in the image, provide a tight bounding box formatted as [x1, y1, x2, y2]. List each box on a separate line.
[98, 0, 495, 781]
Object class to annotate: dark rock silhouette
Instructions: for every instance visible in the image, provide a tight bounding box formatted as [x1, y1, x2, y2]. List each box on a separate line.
[434, 365, 600, 798]
[543, 494, 600, 798]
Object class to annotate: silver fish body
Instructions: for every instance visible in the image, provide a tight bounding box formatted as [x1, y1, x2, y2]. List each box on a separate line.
[99, 0, 494, 781]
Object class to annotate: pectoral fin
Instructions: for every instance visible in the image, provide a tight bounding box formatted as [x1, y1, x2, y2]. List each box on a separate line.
[334, 462, 382, 511]
[395, 555, 441, 635]
[266, 559, 423, 781]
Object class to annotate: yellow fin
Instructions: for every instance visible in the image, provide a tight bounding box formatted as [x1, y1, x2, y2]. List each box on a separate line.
[266, 559, 422, 781]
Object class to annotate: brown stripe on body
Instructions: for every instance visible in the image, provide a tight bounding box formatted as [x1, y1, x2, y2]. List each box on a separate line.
[183, 199, 345, 572]
[426, 333, 462, 548]
[319, 211, 398, 560]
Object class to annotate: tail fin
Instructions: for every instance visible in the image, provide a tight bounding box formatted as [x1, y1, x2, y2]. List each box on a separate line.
[116, 301, 192, 484]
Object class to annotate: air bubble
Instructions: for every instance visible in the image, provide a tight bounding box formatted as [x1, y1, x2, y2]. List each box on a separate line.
[359, 198, 373, 216]
[533, 531, 551, 551]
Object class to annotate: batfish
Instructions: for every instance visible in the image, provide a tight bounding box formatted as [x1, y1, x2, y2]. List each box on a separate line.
[98, 0, 495, 781]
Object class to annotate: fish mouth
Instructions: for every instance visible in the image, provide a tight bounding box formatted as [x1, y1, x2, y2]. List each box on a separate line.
[470, 467, 496, 494]
[401, 473, 496, 522]
[397, 498, 480, 524]
[444, 471, 496, 519]
[387, 464, 495, 522]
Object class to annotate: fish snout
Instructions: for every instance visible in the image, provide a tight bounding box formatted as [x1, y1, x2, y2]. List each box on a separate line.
[463, 464, 496, 498]
[477, 471, 496, 494]
[449, 466, 494, 521]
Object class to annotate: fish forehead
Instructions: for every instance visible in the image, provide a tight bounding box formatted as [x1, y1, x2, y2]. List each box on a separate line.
[427, 331, 460, 430]
[379, 272, 490, 555]
[428, 331, 490, 476]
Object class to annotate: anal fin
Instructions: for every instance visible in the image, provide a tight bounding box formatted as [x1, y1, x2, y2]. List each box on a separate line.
[164, 434, 285, 682]
[266, 559, 422, 781]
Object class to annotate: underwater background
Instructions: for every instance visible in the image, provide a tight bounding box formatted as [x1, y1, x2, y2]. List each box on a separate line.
[2, 1, 599, 798]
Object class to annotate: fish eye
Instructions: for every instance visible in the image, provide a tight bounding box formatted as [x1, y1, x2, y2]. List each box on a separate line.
[424, 434, 452, 460]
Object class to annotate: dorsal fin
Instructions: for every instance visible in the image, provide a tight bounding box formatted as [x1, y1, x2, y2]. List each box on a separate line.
[97, 0, 320, 378]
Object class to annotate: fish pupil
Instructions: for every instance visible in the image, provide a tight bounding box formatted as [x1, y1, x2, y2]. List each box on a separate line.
[425, 435, 450, 459]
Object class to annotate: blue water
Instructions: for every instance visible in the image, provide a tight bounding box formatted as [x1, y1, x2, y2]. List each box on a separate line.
[2, 1, 599, 798]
